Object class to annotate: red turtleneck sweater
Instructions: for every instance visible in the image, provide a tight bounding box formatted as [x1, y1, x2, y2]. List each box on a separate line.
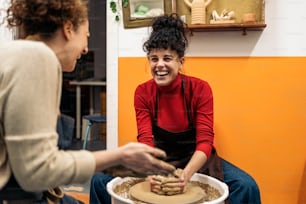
[134, 74, 214, 158]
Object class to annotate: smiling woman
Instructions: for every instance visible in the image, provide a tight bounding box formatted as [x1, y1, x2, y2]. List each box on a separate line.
[89, 13, 261, 204]
[0, 0, 175, 203]
[133, 13, 261, 204]
[147, 49, 183, 87]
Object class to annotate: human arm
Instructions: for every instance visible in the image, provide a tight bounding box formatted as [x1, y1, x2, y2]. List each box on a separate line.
[182, 79, 214, 184]
[3, 43, 95, 191]
[93, 142, 175, 175]
[4, 43, 174, 191]
[182, 150, 207, 184]
[134, 84, 155, 146]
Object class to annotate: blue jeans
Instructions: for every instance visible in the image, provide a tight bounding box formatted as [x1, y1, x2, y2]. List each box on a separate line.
[90, 159, 261, 204]
[222, 159, 261, 204]
[90, 173, 114, 204]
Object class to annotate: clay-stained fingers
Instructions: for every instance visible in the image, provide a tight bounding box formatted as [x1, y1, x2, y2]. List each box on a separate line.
[161, 177, 181, 183]
[152, 187, 183, 196]
[151, 184, 162, 191]
[151, 175, 166, 183]
[149, 176, 162, 188]
[162, 182, 181, 188]
[151, 175, 181, 184]
[162, 186, 182, 192]
[173, 168, 184, 177]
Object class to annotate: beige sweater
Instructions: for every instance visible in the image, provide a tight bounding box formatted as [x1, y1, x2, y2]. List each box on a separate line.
[0, 40, 95, 191]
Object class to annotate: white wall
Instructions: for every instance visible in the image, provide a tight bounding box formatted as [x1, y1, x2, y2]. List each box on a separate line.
[110, 0, 306, 57]
[0, 0, 13, 42]
[108, 0, 306, 149]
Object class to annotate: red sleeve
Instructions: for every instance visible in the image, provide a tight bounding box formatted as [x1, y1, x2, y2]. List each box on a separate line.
[134, 84, 155, 147]
[191, 79, 214, 158]
[135, 77, 214, 159]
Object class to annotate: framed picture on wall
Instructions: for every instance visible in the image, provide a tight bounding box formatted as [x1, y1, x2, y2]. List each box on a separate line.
[122, 0, 173, 28]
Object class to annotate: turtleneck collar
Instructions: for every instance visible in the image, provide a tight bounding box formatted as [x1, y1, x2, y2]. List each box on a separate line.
[156, 73, 182, 94]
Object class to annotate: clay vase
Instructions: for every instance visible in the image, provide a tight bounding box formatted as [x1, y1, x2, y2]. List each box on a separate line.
[184, 0, 213, 24]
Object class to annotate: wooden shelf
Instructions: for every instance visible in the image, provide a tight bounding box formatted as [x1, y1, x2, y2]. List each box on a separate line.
[121, 0, 267, 34]
[173, 0, 267, 35]
[188, 22, 267, 35]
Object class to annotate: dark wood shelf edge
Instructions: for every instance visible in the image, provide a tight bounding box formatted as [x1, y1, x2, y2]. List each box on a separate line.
[188, 23, 267, 35]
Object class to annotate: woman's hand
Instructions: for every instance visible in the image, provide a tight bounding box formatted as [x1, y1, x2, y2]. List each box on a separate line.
[148, 168, 186, 195]
[119, 142, 175, 175]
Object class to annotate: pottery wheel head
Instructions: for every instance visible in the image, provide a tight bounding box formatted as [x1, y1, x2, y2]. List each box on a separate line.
[129, 181, 205, 204]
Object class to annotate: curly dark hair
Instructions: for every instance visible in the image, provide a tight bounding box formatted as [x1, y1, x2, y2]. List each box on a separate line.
[6, 0, 89, 38]
[143, 13, 189, 58]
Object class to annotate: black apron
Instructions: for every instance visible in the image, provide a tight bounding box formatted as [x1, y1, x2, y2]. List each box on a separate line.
[153, 77, 225, 182]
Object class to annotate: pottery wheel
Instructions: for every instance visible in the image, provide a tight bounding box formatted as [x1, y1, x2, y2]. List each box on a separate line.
[129, 181, 205, 204]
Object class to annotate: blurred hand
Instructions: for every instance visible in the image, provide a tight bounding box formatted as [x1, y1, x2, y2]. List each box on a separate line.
[119, 142, 175, 175]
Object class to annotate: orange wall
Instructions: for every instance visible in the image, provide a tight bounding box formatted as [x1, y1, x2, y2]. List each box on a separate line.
[118, 57, 306, 204]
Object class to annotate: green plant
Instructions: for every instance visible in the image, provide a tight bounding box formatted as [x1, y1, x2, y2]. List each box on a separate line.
[110, 0, 129, 22]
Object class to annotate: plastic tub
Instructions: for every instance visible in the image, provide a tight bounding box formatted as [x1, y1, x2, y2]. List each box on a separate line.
[106, 173, 229, 204]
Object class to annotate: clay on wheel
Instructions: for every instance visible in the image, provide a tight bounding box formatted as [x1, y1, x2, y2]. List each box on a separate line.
[129, 181, 205, 204]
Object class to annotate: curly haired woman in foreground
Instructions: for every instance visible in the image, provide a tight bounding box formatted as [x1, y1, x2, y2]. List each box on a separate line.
[0, 1, 174, 203]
